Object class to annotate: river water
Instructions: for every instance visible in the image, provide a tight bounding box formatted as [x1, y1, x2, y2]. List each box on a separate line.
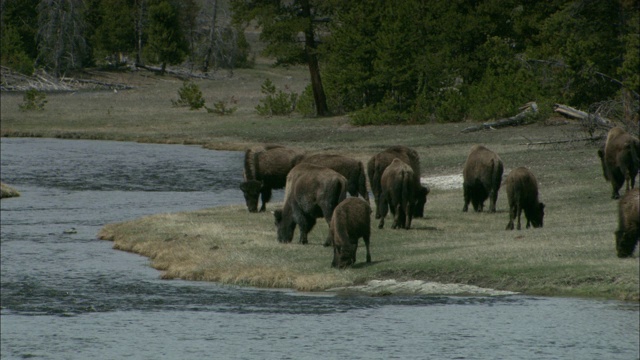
[1, 138, 638, 360]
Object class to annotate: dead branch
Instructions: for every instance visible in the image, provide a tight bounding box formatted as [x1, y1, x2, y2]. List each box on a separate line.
[553, 104, 613, 130]
[460, 102, 538, 133]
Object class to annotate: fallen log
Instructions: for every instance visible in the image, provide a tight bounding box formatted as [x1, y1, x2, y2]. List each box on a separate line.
[553, 104, 613, 130]
[460, 102, 537, 133]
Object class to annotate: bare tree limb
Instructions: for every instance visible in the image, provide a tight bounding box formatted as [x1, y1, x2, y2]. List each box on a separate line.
[460, 102, 538, 133]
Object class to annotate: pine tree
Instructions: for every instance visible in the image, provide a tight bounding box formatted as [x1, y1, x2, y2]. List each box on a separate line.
[143, 0, 188, 74]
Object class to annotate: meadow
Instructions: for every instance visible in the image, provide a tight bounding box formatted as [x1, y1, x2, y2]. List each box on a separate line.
[1, 64, 637, 300]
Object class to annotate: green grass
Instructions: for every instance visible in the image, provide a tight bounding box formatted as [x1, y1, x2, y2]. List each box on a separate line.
[2, 65, 637, 301]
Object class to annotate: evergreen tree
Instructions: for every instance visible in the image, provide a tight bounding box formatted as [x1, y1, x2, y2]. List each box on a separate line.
[91, 0, 137, 65]
[143, 0, 188, 73]
[231, 0, 330, 116]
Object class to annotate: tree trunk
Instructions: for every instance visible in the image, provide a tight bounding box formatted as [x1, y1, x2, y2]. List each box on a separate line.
[553, 104, 613, 129]
[202, 0, 217, 73]
[460, 102, 538, 133]
[300, 0, 328, 117]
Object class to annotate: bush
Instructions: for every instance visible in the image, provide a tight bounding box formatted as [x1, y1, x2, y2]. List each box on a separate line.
[205, 97, 238, 115]
[172, 81, 205, 110]
[19, 89, 47, 111]
[255, 78, 298, 116]
[350, 101, 408, 126]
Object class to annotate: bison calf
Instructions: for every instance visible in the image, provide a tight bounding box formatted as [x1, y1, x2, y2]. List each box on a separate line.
[505, 167, 545, 230]
[615, 188, 639, 258]
[378, 158, 417, 230]
[327, 198, 372, 268]
[463, 145, 504, 213]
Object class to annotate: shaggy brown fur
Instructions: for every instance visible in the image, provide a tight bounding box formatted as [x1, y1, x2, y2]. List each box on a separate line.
[239, 144, 305, 212]
[378, 158, 417, 230]
[462, 145, 504, 213]
[327, 198, 372, 268]
[597, 127, 639, 199]
[505, 167, 545, 230]
[301, 153, 370, 204]
[274, 163, 347, 244]
[367, 145, 428, 219]
[615, 188, 639, 258]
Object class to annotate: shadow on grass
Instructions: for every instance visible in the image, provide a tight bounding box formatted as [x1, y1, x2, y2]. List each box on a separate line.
[351, 259, 389, 269]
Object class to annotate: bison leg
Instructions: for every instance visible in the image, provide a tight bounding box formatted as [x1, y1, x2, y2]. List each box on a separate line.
[297, 215, 316, 244]
[363, 234, 371, 263]
[516, 203, 523, 230]
[506, 204, 515, 230]
[378, 192, 389, 229]
[616, 228, 639, 258]
[462, 185, 471, 212]
[488, 189, 498, 213]
[260, 187, 273, 212]
[392, 204, 402, 229]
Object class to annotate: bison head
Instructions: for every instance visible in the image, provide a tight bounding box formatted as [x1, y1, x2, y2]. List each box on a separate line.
[413, 185, 430, 218]
[239, 180, 263, 212]
[274, 209, 295, 243]
[528, 202, 545, 228]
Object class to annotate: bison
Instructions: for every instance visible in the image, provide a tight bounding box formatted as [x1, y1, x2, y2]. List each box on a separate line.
[327, 197, 372, 268]
[300, 153, 370, 204]
[462, 145, 504, 213]
[505, 167, 545, 230]
[239, 144, 305, 212]
[367, 145, 428, 219]
[274, 163, 347, 244]
[378, 158, 417, 229]
[615, 188, 639, 258]
[597, 127, 639, 199]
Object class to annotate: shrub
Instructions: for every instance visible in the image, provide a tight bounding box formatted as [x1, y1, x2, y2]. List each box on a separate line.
[205, 97, 238, 115]
[172, 81, 205, 110]
[19, 89, 47, 111]
[350, 101, 408, 126]
[255, 78, 298, 116]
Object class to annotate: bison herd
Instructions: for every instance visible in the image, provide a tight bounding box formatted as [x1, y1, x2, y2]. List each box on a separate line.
[239, 127, 639, 267]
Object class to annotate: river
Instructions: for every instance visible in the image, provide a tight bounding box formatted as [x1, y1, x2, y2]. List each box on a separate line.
[1, 138, 638, 360]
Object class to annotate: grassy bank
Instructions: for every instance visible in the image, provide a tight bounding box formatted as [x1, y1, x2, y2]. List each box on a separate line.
[1, 182, 20, 198]
[2, 67, 638, 300]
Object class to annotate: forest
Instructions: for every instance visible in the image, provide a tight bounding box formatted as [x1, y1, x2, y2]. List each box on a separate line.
[1, 0, 638, 124]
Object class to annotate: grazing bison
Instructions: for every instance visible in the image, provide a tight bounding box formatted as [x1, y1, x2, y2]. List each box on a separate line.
[274, 163, 347, 244]
[378, 158, 417, 229]
[462, 145, 504, 213]
[505, 167, 545, 230]
[597, 127, 639, 199]
[239, 144, 305, 212]
[367, 145, 428, 219]
[615, 188, 639, 258]
[327, 197, 372, 268]
[300, 153, 370, 204]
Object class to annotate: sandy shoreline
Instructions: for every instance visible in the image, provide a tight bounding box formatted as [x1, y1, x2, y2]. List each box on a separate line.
[327, 279, 518, 296]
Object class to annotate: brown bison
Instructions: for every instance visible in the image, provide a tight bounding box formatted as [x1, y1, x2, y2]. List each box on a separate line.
[300, 153, 370, 204]
[615, 188, 639, 258]
[462, 145, 504, 213]
[239, 144, 305, 212]
[367, 145, 429, 219]
[274, 163, 347, 244]
[378, 158, 418, 229]
[505, 167, 545, 230]
[597, 127, 639, 199]
[327, 197, 372, 268]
